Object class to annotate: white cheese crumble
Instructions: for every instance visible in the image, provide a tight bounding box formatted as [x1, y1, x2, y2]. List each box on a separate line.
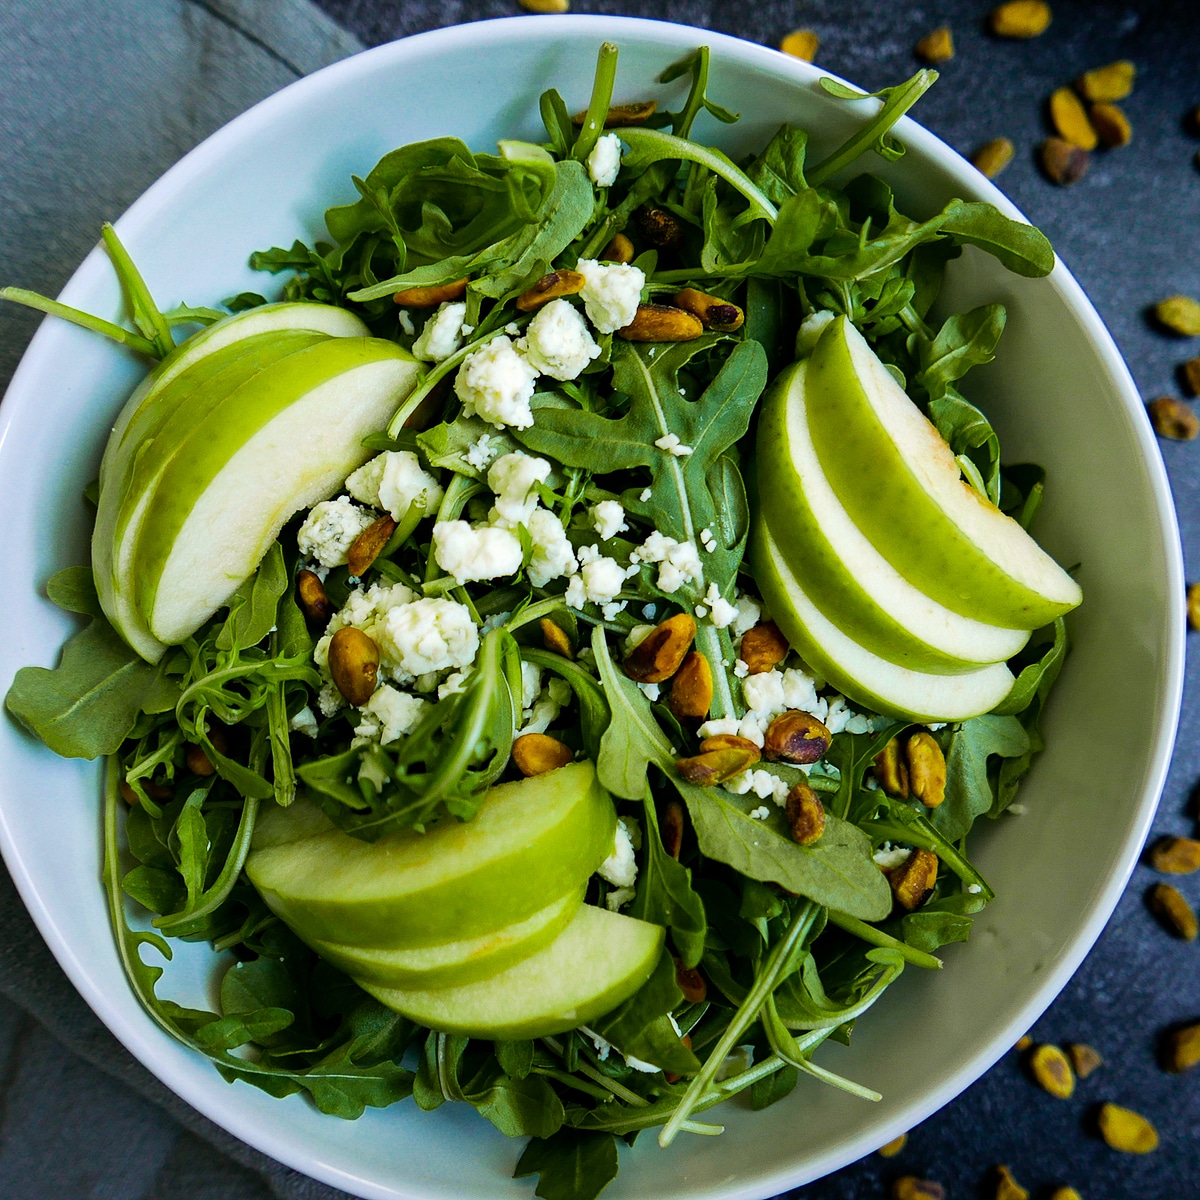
[590, 499, 627, 541]
[487, 451, 552, 525]
[654, 433, 693, 456]
[454, 334, 538, 429]
[705, 583, 737, 629]
[464, 433, 498, 472]
[967, 883, 983, 894]
[576, 258, 645, 334]
[374, 597, 479, 679]
[411, 300, 467, 362]
[296, 497, 377, 568]
[289, 706, 318, 738]
[586, 132, 623, 187]
[358, 685, 430, 744]
[579, 555, 626, 604]
[397, 309, 415, 336]
[873, 846, 913, 870]
[749, 805, 771, 821]
[731, 595, 762, 640]
[345, 450, 445, 522]
[639, 682, 660, 702]
[743, 669, 786, 716]
[432, 520, 524, 584]
[633, 532, 703, 594]
[519, 298, 601, 381]
[639, 487, 653, 503]
[597, 819, 638, 888]
[526, 506, 578, 586]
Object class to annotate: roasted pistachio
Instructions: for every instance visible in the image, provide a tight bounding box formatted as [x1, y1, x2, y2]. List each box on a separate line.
[393, 276, 468, 307]
[1188, 583, 1200, 631]
[540, 618, 574, 658]
[785, 780, 826, 846]
[1050, 87, 1098, 151]
[1014, 1034, 1033, 1052]
[328, 626, 380, 707]
[1147, 882, 1198, 939]
[662, 799, 685, 860]
[1090, 102, 1132, 148]
[122, 778, 170, 806]
[1068, 1042, 1103, 1079]
[698, 733, 762, 760]
[671, 287, 745, 332]
[739, 620, 790, 674]
[1097, 1102, 1159, 1153]
[119, 781, 139, 806]
[634, 205, 684, 249]
[623, 613, 696, 683]
[906, 731, 946, 808]
[519, 0, 569, 10]
[1029, 1043, 1075, 1098]
[675, 957, 707, 1003]
[873, 737, 910, 798]
[989, 0, 1051, 37]
[1149, 834, 1200, 873]
[1153, 295, 1200, 336]
[994, 1165, 1029, 1200]
[515, 268, 586, 312]
[972, 137, 1015, 178]
[764, 710, 832, 764]
[571, 100, 657, 127]
[669, 651, 714, 721]
[877, 1132, 907, 1157]
[512, 732, 574, 777]
[915, 26, 954, 63]
[601, 232, 635, 263]
[1180, 357, 1200, 397]
[185, 743, 216, 777]
[1162, 1022, 1200, 1073]
[296, 568, 333, 622]
[886, 848, 938, 911]
[779, 30, 819, 62]
[675, 745, 759, 786]
[1148, 396, 1199, 440]
[892, 1178, 945, 1200]
[346, 514, 397, 578]
[1077, 60, 1136, 103]
[1049, 1190, 1082, 1200]
[1040, 137, 1090, 185]
[616, 304, 704, 342]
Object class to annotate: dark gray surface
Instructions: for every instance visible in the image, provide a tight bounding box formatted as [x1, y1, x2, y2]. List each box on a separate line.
[1, 1, 1199, 1197]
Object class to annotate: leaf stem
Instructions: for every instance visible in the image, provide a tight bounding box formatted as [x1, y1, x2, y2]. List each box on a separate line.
[101, 224, 175, 358]
[0, 287, 158, 356]
[572, 43, 620, 165]
[826, 910, 943, 969]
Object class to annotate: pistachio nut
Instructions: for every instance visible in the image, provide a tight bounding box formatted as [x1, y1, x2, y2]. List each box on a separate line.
[616, 304, 704, 342]
[1188, 583, 1200, 631]
[972, 137, 1015, 179]
[671, 287, 745, 332]
[1180, 357, 1200, 398]
[674, 957, 707, 1003]
[669, 651, 714, 722]
[1162, 1021, 1200, 1074]
[1153, 295, 1200, 336]
[779, 30, 819, 61]
[1090, 101, 1132, 148]
[1068, 1042, 1103, 1079]
[296, 568, 333, 622]
[661, 799, 685, 860]
[675, 745, 758, 786]
[328, 626, 380, 707]
[347, 513, 398, 578]
[392, 276, 469, 307]
[989, 0, 1051, 38]
[623, 612, 696, 683]
[698, 733, 762, 762]
[994, 1166, 1029, 1200]
[1050, 87, 1098, 151]
[601, 232, 635, 263]
[1147, 882, 1198, 939]
[764, 710, 832, 765]
[634, 205, 684, 249]
[877, 1133, 907, 1158]
[571, 100, 657, 128]
[1148, 396, 1199, 440]
[1148, 834, 1200, 873]
[1029, 1043, 1075, 1099]
[515, 269, 586, 312]
[739, 620, 789, 674]
[1040, 137, 1090, 185]
[915, 26, 955, 63]
[873, 737, 910, 798]
[892, 1179, 945, 1200]
[905, 731, 946, 808]
[1097, 1103, 1159, 1153]
[540, 617, 574, 658]
[885, 848, 937, 911]
[785, 780, 826, 846]
[1077, 60, 1136, 103]
[512, 732, 574, 777]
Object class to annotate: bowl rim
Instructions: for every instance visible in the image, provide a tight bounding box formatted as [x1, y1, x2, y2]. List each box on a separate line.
[0, 13, 1184, 1199]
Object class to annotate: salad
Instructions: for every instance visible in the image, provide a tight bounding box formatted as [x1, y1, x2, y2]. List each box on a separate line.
[3, 43, 1079, 1200]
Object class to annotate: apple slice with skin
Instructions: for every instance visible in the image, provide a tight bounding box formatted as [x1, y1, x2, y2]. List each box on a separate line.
[805, 315, 1082, 629]
[128, 337, 422, 647]
[309, 886, 583, 989]
[757, 359, 1030, 672]
[749, 514, 1015, 722]
[246, 761, 616, 948]
[361, 905, 664, 1040]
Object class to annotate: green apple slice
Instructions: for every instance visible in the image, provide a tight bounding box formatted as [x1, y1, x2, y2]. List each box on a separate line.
[246, 761, 616, 948]
[129, 337, 422, 647]
[805, 315, 1082, 629]
[750, 515, 1015, 721]
[362, 905, 665, 1040]
[309, 886, 583, 989]
[757, 359, 1030, 672]
[93, 332, 333, 662]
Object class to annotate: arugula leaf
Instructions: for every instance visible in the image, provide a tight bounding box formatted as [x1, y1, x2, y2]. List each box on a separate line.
[515, 1128, 619, 1200]
[745, 124, 810, 205]
[45, 566, 104, 617]
[896, 892, 987, 953]
[931, 714, 1031, 841]
[216, 542, 288, 651]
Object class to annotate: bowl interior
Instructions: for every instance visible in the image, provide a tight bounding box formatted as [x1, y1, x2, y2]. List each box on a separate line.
[0, 16, 1181, 1200]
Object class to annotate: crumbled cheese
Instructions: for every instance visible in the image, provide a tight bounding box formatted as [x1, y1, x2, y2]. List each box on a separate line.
[432, 520, 523, 584]
[601, 600, 626, 620]
[397, 308, 416, 337]
[781, 667, 820, 714]
[296, 497, 376, 568]
[519, 298, 601, 381]
[454, 334, 538, 429]
[360, 685, 430, 744]
[480, 610, 512, 635]
[597, 819, 638, 888]
[749, 770, 779, 800]
[345, 450, 444, 522]
[586, 131, 623, 187]
[699, 717, 739, 740]
[694, 605, 708, 619]
[521, 692, 564, 735]
[464, 434, 498, 472]
[487, 451, 552, 525]
[823, 695, 870, 736]
[438, 671, 468, 700]
[590, 499, 627, 541]
[526, 506, 578, 586]
[742, 669, 786, 716]
[1008, 803, 1028, 815]
[654, 540, 703, 594]
[639, 487, 653, 502]
[731, 595, 762, 640]
[872, 846, 913, 870]
[374, 597, 479, 679]
[564, 575, 587, 610]
[967, 883, 983, 894]
[411, 300, 467, 362]
[580, 555, 626, 604]
[654, 433, 693, 456]
[641, 603, 656, 619]
[289, 705, 318, 738]
[317, 681, 345, 717]
[733, 659, 749, 678]
[737, 714, 766, 748]
[520, 660, 543, 710]
[749, 805, 771, 821]
[639, 682, 660, 702]
[705, 583, 737, 629]
[722, 770, 754, 796]
[576, 259, 645, 333]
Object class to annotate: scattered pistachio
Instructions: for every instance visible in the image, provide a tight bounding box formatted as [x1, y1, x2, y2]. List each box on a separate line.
[878, 1132, 907, 1157]
[972, 137, 1015, 178]
[392, 276, 468, 307]
[1149, 834, 1200, 873]
[121, 778, 169, 806]
[185, 743, 216, 777]
[1097, 1102, 1159, 1153]
[571, 100, 657, 127]
[296, 568, 333, 622]
[1040, 137, 1090, 185]
[1162, 1021, 1200, 1073]
[519, 0, 569, 11]
[886, 848, 938, 911]
[328, 626, 380, 707]
[617, 304, 705, 342]
[1147, 396, 1199, 440]
[786, 780, 826, 845]
[1050, 88, 1098, 151]
[601, 232, 635, 263]
[675, 958, 707, 1003]
[1049, 1190, 1083, 1200]
[664, 1033, 693, 1083]
[1147, 882, 1198, 939]
[675, 745, 759, 786]
[512, 733, 573, 777]
[1015, 1034, 1033, 1052]
[515, 268, 586, 312]
[1076, 60, 1136, 103]
[874, 737, 910, 798]
[764, 710, 832, 765]
[119, 781, 138, 805]
[1029, 1043, 1075, 1098]
[346, 513, 398, 578]
[1068, 1042, 1104, 1079]
[1179, 357, 1200, 397]
[1187, 583, 1200, 631]
[892, 1178, 946, 1200]
[989, 0, 1051, 38]
[739, 620, 790, 674]
[672, 287, 745, 332]
[669, 651, 714, 722]
[1090, 102, 1132, 148]
[994, 1165, 1029, 1200]
[906, 731, 947, 808]
[662, 799, 685, 860]
[540, 617, 574, 658]
[623, 613, 696, 683]
[1153, 295, 1200, 336]
[634, 205, 684, 249]
[779, 30, 820, 62]
[699, 733, 762, 760]
[915, 26, 955, 63]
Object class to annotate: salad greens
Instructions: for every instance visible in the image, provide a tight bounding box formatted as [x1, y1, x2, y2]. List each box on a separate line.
[2, 42, 1069, 1200]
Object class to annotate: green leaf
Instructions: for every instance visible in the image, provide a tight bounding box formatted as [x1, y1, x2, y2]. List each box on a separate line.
[897, 892, 987, 953]
[217, 542, 288, 651]
[522, 649, 611, 762]
[417, 413, 521, 481]
[932, 713, 1031, 841]
[495, 1039, 535, 1081]
[745, 124, 810, 205]
[514, 1129, 619, 1200]
[463, 1069, 565, 1139]
[938, 202, 1055, 278]
[45, 566, 104, 617]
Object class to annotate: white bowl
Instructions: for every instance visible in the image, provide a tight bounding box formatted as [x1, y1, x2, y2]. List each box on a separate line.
[0, 15, 1183, 1200]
